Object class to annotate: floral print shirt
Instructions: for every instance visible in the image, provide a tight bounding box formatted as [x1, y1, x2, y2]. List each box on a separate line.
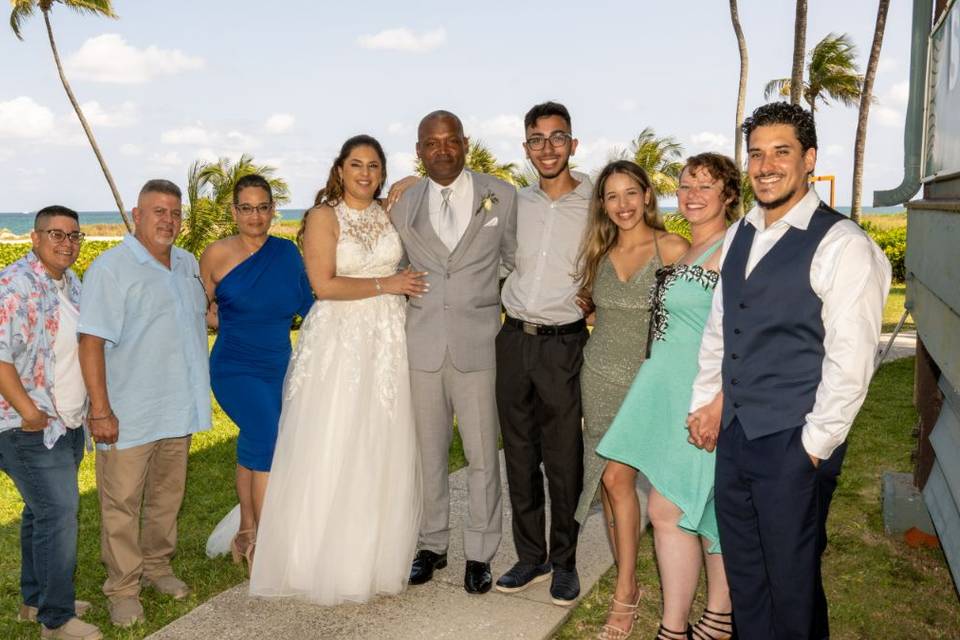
[0, 251, 82, 448]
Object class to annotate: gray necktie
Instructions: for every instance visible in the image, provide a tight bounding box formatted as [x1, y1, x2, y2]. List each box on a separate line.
[439, 187, 457, 251]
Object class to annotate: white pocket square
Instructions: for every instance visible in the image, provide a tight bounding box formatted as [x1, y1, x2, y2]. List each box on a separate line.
[483, 217, 499, 228]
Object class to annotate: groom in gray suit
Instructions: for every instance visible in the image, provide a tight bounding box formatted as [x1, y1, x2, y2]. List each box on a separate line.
[392, 110, 518, 594]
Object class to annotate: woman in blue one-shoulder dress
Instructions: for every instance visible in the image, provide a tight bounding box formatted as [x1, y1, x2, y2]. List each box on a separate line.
[199, 175, 313, 571]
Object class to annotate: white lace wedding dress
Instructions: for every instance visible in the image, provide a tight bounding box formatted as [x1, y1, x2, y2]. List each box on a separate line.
[249, 201, 422, 604]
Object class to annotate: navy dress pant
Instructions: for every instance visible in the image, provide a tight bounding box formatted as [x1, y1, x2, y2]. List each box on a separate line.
[715, 418, 846, 640]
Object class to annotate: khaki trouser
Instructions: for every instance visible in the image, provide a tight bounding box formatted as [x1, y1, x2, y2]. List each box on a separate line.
[95, 435, 191, 599]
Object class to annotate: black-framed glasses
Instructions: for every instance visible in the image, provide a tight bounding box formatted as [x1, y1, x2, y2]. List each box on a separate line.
[39, 229, 85, 244]
[234, 203, 274, 216]
[525, 132, 572, 151]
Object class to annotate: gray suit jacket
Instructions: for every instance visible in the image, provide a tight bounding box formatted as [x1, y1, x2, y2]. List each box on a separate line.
[393, 171, 518, 372]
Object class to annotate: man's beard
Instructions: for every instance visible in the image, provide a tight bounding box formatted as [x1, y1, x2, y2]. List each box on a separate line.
[755, 186, 797, 211]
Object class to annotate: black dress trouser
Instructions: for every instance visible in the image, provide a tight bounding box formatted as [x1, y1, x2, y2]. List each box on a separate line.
[495, 321, 587, 570]
[715, 418, 847, 640]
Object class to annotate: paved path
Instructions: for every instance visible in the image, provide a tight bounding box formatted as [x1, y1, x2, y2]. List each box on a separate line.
[147, 456, 649, 640]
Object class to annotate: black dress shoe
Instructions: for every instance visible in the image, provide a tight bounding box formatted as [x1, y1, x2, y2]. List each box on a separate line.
[495, 561, 551, 593]
[409, 550, 447, 585]
[464, 560, 492, 594]
[549, 566, 580, 606]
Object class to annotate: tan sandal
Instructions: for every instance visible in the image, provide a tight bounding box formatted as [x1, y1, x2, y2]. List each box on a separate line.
[597, 590, 642, 639]
[230, 528, 256, 566]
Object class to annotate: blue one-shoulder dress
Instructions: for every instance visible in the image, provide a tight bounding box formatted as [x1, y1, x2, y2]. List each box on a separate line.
[210, 236, 314, 471]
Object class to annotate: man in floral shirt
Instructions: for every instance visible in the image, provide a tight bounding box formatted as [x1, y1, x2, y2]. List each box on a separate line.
[0, 206, 101, 640]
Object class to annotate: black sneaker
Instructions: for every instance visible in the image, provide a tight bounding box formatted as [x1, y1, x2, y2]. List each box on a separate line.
[549, 567, 580, 606]
[494, 561, 552, 593]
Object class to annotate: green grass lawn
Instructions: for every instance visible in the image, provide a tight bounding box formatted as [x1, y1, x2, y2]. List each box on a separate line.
[3, 355, 954, 638]
[0, 335, 465, 640]
[884, 284, 914, 334]
[555, 357, 960, 639]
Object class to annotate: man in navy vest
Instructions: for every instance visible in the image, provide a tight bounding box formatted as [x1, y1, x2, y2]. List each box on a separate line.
[687, 102, 891, 639]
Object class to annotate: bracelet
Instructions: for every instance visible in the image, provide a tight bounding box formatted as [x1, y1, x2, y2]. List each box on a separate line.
[374, 278, 383, 295]
[88, 411, 114, 421]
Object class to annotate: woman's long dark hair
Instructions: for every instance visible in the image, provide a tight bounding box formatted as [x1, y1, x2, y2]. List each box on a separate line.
[297, 134, 388, 247]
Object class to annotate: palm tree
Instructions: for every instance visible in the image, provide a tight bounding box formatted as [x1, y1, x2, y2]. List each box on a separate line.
[850, 0, 891, 224]
[415, 140, 520, 186]
[616, 127, 684, 196]
[10, 0, 132, 231]
[729, 0, 749, 216]
[764, 33, 864, 126]
[790, 0, 808, 105]
[179, 154, 290, 255]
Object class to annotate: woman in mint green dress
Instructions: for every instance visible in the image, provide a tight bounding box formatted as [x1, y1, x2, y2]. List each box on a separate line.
[594, 154, 740, 640]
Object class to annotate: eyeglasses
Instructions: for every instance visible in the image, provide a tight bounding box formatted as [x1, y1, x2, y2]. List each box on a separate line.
[39, 229, 85, 244]
[234, 203, 274, 216]
[525, 132, 573, 151]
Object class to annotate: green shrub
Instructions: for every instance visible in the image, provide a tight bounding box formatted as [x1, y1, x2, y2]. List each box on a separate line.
[0, 240, 121, 278]
[862, 223, 906, 282]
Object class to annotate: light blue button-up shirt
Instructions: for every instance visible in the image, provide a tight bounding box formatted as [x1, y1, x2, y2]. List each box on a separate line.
[79, 235, 211, 450]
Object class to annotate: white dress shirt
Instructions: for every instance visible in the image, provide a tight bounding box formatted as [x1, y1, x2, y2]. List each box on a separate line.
[689, 188, 892, 460]
[428, 170, 474, 248]
[500, 172, 592, 325]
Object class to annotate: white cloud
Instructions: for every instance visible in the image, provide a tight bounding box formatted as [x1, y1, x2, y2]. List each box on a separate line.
[878, 57, 901, 73]
[874, 105, 903, 127]
[78, 100, 139, 128]
[617, 99, 638, 112]
[120, 143, 142, 156]
[0, 96, 56, 139]
[65, 33, 204, 84]
[463, 114, 524, 141]
[825, 144, 844, 157]
[387, 151, 417, 183]
[0, 148, 14, 162]
[388, 122, 412, 136]
[225, 130, 259, 149]
[150, 151, 182, 167]
[357, 27, 446, 53]
[885, 81, 909, 108]
[161, 125, 213, 146]
[689, 131, 730, 152]
[265, 113, 295, 134]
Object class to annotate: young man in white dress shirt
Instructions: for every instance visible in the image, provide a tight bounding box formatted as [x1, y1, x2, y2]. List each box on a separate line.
[494, 102, 592, 606]
[687, 102, 891, 639]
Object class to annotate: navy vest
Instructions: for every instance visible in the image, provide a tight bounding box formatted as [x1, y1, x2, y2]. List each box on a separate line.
[720, 204, 845, 439]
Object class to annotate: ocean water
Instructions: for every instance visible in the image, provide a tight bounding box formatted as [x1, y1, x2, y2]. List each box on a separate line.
[0, 205, 905, 236]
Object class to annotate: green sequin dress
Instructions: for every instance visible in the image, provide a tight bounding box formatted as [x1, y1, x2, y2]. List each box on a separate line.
[574, 252, 660, 524]
[596, 241, 722, 551]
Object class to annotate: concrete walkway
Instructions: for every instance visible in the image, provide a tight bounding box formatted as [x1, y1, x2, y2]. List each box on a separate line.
[147, 333, 914, 640]
[147, 456, 647, 640]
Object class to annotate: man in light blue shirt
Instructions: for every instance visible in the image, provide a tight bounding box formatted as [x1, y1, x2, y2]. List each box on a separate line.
[78, 179, 210, 628]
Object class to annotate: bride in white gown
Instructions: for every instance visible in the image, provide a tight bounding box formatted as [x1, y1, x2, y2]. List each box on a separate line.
[250, 135, 427, 604]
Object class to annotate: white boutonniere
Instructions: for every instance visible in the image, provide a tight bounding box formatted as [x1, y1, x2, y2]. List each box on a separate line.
[475, 191, 499, 216]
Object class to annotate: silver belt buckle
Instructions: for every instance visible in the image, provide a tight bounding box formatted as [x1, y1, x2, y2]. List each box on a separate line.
[522, 321, 539, 336]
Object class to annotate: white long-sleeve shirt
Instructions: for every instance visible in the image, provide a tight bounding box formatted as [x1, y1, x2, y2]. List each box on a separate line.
[689, 188, 892, 460]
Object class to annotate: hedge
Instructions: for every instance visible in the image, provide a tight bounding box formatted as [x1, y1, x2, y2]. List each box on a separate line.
[0, 226, 906, 283]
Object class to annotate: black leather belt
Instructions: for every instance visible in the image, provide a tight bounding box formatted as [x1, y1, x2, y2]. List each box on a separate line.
[504, 315, 586, 336]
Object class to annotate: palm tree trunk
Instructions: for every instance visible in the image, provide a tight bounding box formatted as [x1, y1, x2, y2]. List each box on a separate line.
[43, 9, 132, 232]
[851, 0, 891, 224]
[790, 0, 808, 105]
[729, 0, 749, 217]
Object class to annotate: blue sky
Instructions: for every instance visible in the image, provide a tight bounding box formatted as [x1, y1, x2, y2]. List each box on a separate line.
[0, 0, 913, 211]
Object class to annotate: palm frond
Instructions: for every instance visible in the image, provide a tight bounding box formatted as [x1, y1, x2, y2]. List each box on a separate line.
[763, 78, 793, 101]
[9, 1, 35, 39]
[58, 0, 118, 19]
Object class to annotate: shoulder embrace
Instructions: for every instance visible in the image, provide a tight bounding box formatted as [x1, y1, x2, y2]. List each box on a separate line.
[659, 231, 690, 258]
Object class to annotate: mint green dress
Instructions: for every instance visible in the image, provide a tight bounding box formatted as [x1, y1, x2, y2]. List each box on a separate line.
[596, 242, 722, 552]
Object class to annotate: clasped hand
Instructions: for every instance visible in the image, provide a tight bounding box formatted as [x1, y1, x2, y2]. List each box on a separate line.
[686, 392, 722, 452]
[88, 412, 120, 445]
[383, 266, 429, 297]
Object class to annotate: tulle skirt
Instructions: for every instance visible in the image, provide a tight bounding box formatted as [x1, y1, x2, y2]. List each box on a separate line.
[249, 297, 422, 604]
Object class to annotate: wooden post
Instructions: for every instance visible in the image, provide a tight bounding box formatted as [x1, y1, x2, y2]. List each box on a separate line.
[913, 337, 943, 489]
